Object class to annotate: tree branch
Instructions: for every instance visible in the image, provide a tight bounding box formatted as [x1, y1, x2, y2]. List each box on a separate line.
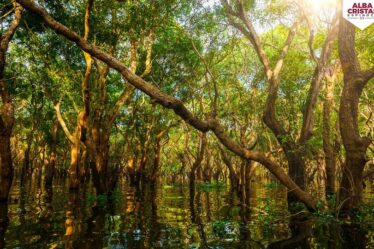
[361, 67, 374, 83]
[139, 30, 154, 78]
[299, 13, 339, 144]
[221, 0, 272, 79]
[17, 0, 316, 211]
[273, 20, 301, 77]
[53, 101, 76, 144]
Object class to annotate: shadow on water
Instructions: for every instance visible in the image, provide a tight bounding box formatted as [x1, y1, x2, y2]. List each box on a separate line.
[1, 179, 373, 248]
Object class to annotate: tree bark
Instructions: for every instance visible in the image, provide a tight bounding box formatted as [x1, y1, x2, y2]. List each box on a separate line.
[0, 133, 13, 201]
[337, 17, 374, 213]
[323, 67, 338, 197]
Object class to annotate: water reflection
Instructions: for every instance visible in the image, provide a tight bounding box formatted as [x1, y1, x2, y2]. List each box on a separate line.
[1, 179, 372, 248]
[0, 202, 8, 249]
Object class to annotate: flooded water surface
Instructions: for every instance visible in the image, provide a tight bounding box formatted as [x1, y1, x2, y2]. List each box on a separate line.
[1, 180, 373, 249]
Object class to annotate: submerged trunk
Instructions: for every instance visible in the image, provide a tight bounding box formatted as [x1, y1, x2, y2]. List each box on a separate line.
[92, 144, 109, 194]
[91, 128, 118, 194]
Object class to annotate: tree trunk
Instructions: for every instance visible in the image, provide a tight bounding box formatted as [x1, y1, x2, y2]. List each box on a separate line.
[203, 157, 212, 182]
[286, 150, 306, 192]
[0, 133, 13, 201]
[0, 2, 22, 202]
[338, 84, 369, 211]
[337, 18, 373, 213]
[220, 148, 239, 191]
[92, 143, 109, 194]
[150, 138, 161, 184]
[79, 149, 89, 182]
[68, 140, 80, 189]
[21, 135, 31, 183]
[189, 133, 207, 188]
[45, 121, 58, 187]
[323, 68, 338, 197]
[127, 158, 136, 186]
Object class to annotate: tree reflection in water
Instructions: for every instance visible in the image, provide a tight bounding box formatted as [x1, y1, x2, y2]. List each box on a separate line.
[0, 181, 372, 249]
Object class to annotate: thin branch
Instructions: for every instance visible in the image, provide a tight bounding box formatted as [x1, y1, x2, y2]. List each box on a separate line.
[273, 20, 301, 78]
[190, 38, 219, 117]
[299, 12, 339, 144]
[221, 0, 272, 79]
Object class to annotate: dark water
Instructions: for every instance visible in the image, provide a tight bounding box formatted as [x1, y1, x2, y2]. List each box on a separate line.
[1, 179, 373, 249]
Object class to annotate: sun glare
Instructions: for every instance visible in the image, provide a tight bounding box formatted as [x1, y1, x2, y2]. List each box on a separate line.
[304, 0, 337, 16]
[299, 0, 338, 24]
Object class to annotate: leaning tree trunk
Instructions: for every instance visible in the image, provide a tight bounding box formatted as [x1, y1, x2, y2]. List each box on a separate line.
[337, 18, 374, 213]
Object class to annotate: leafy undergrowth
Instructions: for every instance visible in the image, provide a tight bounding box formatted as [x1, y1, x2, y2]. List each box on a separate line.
[312, 195, 374, 227]
[354, 196, 374, 227]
